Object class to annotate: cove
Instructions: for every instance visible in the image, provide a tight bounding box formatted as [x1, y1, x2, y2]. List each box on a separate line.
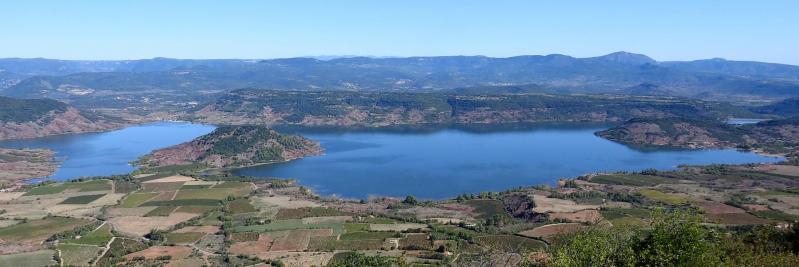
[236, 124, 783, 199]
[0, 122, 216, 181]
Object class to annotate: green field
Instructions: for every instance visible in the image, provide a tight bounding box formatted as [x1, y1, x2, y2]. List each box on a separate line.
[465, 199, 509, 219]
[94, 238, 148, 266]
[144, 206, 178, 217]
[59, 193, 106, 204]
[63, 223, 112, 246]
[0, 216, 92, 243]
[175, 188, 244, 200]
[119, 192, 159, 208]
[213, 181, 251, 189]
[400, 234, 433, 250]
[141, 181, 185, 192]
[166, 232, 206, 245]
[591, 174, 670, 186]
[308, 236, 385, 251]
[227, 198, 257, 214]
[25, 180, 112, 196]
[176, 205, 217, 214]
[638, 189, 691, 205]
[0, 250, 57, 266]
[58, 243, 102, 266]
[113, 180, 138, 194]
[24, 184, 68, 196]
[141, 199, 222, 206]
[344, 223, 370, 232]
[750, 210, 799, 221]
[339, 231, 396, 240]
[232, 219, 345, 234]
[71, 180, 113, 192]
[181, 184, 212, 189]
[275, 207, 352, 219]
[200, 211, 224, 226]
[599, 207, 651, 220]
[231, 232, 259, 242]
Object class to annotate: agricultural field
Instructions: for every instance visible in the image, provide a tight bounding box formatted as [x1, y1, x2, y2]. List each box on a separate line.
[275, 207, 352, 219]
[517, 223, 585, 242]
[638, 189, 692, 205]
[1, 160, 798, 266]
[165, 232, 206, 245]
[62, 223, 112, 246]
[0, 216, 92, 244]
[58, 243, 103, 266]
[0, 250, 57, 266]
[590, 173, 670, 186]
[465, 199, 509, 219]
[227, 198, 258, 214]
[60, 193, 106, 204]
[24, 180, 112, 196]
[119, 192, 159, 207]
[144, 206, 178, 216]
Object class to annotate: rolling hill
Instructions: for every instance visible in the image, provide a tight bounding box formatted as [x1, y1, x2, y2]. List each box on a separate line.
[138, 125, 322, 168]
[0, 96, 122, 140]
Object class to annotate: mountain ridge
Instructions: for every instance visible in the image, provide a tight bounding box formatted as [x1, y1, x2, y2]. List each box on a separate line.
[2, 52, 799, 104]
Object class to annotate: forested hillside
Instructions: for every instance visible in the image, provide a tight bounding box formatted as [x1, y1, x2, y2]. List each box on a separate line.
[139, 125, 322, 168]
[0, 96, 121, 140]
[190, 89, 758, 126]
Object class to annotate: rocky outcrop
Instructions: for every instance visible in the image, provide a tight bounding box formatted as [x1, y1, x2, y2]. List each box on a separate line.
[139, 125, 322, 168]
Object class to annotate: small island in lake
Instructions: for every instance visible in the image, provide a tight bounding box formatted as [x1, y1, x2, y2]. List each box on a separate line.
[137, 125, 322, 168]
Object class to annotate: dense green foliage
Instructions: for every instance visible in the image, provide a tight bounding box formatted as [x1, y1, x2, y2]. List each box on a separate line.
[200, 125, 318, 164]
[752, 97, 799, 117]
[547, 210, 799, 266]
[199, 89, 757, 125]
[0, 96, 66, 122]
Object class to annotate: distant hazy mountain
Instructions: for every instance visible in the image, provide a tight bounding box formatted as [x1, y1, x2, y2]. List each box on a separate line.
[662, 58, 799, 81]
[2, 52, 799, 102]
[751, 97, 799, 117]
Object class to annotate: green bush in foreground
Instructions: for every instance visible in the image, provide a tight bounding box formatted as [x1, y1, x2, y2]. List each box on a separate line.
[546, 210, 799, 267]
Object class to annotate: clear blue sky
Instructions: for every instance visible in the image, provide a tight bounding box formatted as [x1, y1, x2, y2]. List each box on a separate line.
[2, 1, 798, 64]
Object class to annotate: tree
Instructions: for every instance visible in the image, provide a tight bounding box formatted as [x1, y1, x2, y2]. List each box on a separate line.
[402, 195, 419, 205]
[640, 168, 659, 175]
[632, 209, 720, 266]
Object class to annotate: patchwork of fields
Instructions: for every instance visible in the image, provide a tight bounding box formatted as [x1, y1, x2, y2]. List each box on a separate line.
[0, 161, 798, 266]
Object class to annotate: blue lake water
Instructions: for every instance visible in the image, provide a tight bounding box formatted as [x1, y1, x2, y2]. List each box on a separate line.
[0, 122, 216, 180]
[237, 124, 784, 199]
[0, 122, 783, 199]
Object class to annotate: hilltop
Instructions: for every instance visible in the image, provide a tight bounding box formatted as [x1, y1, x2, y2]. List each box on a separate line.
[0, 96, 122, 140]
[138, 125, 322, 168]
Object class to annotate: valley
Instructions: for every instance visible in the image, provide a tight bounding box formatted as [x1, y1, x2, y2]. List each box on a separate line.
[1, 53, 799, 267]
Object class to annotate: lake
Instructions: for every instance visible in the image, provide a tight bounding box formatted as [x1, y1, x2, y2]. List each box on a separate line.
[0, 122, 783, 199]
[237, 124, 783, 199]
[0, 122, 216, 181]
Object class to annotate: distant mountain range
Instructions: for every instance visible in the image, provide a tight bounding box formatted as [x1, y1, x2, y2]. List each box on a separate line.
[2, 52, 799, 104]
